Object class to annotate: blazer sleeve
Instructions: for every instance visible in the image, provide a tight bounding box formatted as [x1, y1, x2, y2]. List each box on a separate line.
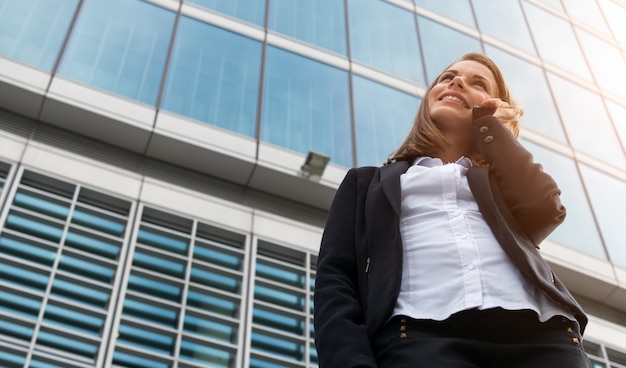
[314, 168, 377, 368]
[472, 115, 566, 246]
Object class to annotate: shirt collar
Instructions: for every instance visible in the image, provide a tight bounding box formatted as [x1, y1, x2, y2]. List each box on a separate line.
[414, 156, 472, 168]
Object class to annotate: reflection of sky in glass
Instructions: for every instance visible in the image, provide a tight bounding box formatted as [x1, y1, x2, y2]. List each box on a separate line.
[58, 0, 175, 105]
[579, 164, 626, 268]
[0, 0, 78, 71]
[349, 0, 424, 84]
[268, 0, 347, 55]
[418, 16, 482, 84]
[598, 0, 626, 46]
[415, 0, 475, 28]
[473, 0, 535, 55]
[352, 76, 419, 167]
[577, 28, 626, 100]
[162, 16, 262, 138]
[522, 2, 592, 81]
[262, 46, 352, 167]
[561, 0, 610, 35]
[547, 73, 626, 169]
[521, 139, 606, 259]
[485, 46, 567, 143]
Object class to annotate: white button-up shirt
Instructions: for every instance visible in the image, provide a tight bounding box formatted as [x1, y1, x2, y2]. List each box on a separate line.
[392, 157, 573, 323]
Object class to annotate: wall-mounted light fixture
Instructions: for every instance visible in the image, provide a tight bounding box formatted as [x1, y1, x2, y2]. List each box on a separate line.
[300, 151, 330, 179]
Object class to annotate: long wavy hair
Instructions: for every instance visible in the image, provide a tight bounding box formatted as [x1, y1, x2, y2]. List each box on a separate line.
[387, 52, 523, 166]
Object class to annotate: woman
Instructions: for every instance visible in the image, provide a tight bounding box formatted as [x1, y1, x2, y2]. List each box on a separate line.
[314, 53, 590, 368]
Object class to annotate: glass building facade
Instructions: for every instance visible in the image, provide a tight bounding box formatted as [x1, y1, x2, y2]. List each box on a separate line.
[0, 0, 625, 367]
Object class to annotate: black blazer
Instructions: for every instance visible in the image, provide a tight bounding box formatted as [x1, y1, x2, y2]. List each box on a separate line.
[314, 114, 588, 368]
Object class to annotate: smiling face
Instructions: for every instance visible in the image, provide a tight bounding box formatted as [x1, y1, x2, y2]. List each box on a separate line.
[427, 60, 499, 129]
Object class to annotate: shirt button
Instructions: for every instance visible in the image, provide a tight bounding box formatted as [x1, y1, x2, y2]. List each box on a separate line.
[446, 193, 454, 199]
[461, 233, 468, 239]
[479, 126, 489, 134]
[484, 135, 494, 143]
[451, 210, 460, 216]
[468, 264, 474, 270]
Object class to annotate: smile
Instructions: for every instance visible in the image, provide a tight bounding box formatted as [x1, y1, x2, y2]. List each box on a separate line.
[440, 93, 469, 108]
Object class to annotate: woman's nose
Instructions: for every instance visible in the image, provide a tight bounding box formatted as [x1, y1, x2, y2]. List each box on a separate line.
[449, 76, 465, 89]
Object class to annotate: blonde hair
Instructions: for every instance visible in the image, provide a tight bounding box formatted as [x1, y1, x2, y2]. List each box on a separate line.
[387, 53, 523, 166]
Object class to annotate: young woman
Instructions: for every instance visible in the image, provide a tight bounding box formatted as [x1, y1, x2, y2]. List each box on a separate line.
[314, 53, 591, 368]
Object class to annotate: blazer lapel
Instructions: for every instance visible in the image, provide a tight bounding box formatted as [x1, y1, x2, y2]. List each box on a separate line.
[380, 161, 409, 216]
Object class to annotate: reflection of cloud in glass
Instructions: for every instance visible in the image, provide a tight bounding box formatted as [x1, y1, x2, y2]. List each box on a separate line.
[522, 2, 592, 81]
[577, 28, 626, 100]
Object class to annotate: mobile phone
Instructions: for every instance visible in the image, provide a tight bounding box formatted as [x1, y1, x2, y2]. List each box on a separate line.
[473, 105, 496, 120]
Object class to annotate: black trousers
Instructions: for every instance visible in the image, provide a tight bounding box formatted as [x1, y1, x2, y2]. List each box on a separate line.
[373, 308, 592, 368]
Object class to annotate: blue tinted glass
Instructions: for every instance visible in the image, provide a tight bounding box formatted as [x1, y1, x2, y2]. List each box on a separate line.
[485, 46, 567, 143]
[0, 0, 78, 70]
[137, 228, 189, 255]
[261, 46, 352, 167]
[415, 0, 475, 28]
[186, 289, 238, 316]
[14, 192, 69, 219]
[123, 298, 178, 328]
[473, 0, 535, 55]
[112, 351, 170, 368]
[132, 250, 186, 278]
[117, 323, 175, 355]
[193, 243, 242, 269]
[187, 0, 265, 26]
[268, 0, 347, 55]
[349, 0, 424, 84]
[37, 330, 98, 357]
[65, 231, 121, 259]
[183, 314, 234, 341]
[162, 17, 261, 137]
[179, 339, 233, 367]
[5, 214, 64, 242]
[58, 0, 175, 105]
[418, 16, 483, 84]
[521, 140, 606, 259]
[72, 209, 126, 236]
[352, 76, 419, 166]
[251, 331, 305, 361]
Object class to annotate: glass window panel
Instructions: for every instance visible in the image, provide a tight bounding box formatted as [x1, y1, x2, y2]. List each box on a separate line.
[179, 339, 234, 367]
[112, 350, 171, 368]
[352, 76, 419, 167]
[579, 164, 626, 268]
[254, 283, 305, 311]
[187, 0, 265, 26]
[0, 317, 34, 342]
[137, 227, 189, 255]
[522, 2, 592, 81]
[415, 0, 475, 28]
[122, 297, 179, 328]
[36, 329, 98, 358]
[256, 260, 305, 288]
[127, 273, 183, 303]
[0, 261, 50, 292]
[64, 230, 121, 260]
[5, 213, 64, 242]
[193, 241, 243, 270]
[58, 0, 175, 105]
[0, 289, 42, 320]
[0, 235, 57, 268]
[348, 0, 424, 84]
[71, 207, 126, 237]
[162, 16, 262, 137]
[261, 46, 352, 167]
[418, 16, 483, 84]
[42, 303, 104, 336]
[577, 29, 626, 100]
[473, 0, 535, 55]
[186, 287, 239, 317]
[116, 322, 175, 355]
[250, 331, 305, 361]
[485, 45, 567, 143]
[598, 0, 626, 46]
[534, 0, 564, 12]
[252, 306, 305, 335]
[132, 248, 186, 278]
[50, 277, 110, 308]
[561, 0, 611, 35]
[0, 0, 78, 71]
[268, 0, 347, 55]
[183, 313, 235, 342]
[189, 264, 240, 293]
[607, 101, 626, 150]
[547, 73, 626, 169]
[58, 253, 115, 283]
[520, 139, 606, 259]
[13, 191, 70, 219]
